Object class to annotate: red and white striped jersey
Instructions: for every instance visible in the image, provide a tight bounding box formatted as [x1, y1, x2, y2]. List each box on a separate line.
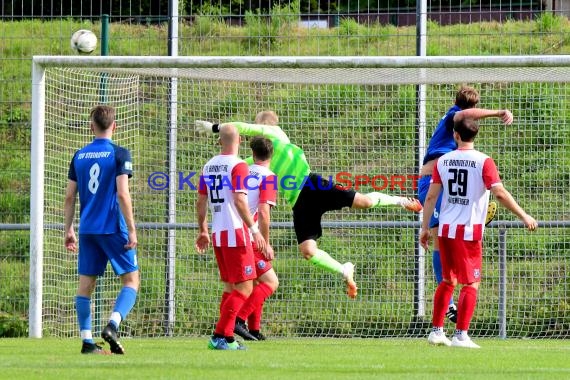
[432, 148, 501, 241]
[247, 163, 277, 220]
[198, 154, 250, 247]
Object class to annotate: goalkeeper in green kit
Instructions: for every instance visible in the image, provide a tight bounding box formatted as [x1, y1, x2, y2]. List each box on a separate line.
[196, 111, 422, 298]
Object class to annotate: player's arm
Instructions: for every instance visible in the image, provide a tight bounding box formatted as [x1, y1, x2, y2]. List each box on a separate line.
[454, 108, 513, 125]
[420, 163, 443, 249]
[232, 162, 267, 252]
[196, 193, 208, 235]
[258, 174, 277, 259]
[482, 157, 537, 231]
[117, 174, 137, 249]
[63, 180, 78, 252]
[420, 182, 442, 249]
[225, 122, 290, 143]
[115, 148, 137, 249]
[257, 203, 271, 242]
[233, 192, 266, 253]
[490, 185, 537, 231]
[195, 190, 210, 253]
[195, 120, 290, 143]
[258, 174, 277, 243]
[257, 202, 274, 260]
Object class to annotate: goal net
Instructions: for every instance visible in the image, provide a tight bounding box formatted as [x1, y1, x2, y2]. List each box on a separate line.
[31, 56, 570, 339]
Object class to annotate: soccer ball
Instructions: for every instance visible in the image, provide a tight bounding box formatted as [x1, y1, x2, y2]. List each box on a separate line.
[70, 29, 97, 54]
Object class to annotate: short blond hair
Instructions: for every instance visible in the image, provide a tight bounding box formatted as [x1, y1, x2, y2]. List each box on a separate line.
[254, 110, 279, 126]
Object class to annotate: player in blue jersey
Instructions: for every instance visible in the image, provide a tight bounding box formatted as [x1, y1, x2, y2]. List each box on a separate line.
[64, 105, 139, 355]
[418, 85, 513, 323]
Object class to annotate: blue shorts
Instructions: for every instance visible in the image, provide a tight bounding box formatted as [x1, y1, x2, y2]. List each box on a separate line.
[78, 233, 138, 276]
[418, 175, 442, 229]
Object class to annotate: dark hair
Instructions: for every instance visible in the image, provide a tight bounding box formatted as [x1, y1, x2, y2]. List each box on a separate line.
[250, 136, 273, 161]
[455, 85, 480, 110]
[454, 118, 479, 142]
[90, 105, 116, 130]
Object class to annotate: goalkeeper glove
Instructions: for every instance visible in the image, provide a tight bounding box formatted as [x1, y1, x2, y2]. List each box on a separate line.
[195, 120, 220, 134]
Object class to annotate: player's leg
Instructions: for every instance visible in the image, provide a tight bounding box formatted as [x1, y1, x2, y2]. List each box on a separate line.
[102, 232, 140, 354]
[451, 283, 481, 348]
[428, 237, 455, 346]
[234, 280, 260, 341]
[236, 249, 278, 340]
[220, 282, 232, 316]
[236, 272, 278, 341]
[210, 246, 255, 350]
[417, 176, 456, 321]
[209, 246, 238, 349]
[428, 192, 457, 322]
[247, 270, 279, 340]
[299, 239, 357, 298]
[451, 240, 482, 349]
[293, 174, 357, 298]
[215, 279, 252, 349]
[76, 234, 108, 354]
[356, 192, 422, 212]
[299, 239, 343, 273]
[76, 274, 104, 353]
[293, 198, 344, 274]
[432, 230, 457, 323]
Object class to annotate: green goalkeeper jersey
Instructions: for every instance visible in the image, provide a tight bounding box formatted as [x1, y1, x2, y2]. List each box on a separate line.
[226, 122, 311, 207]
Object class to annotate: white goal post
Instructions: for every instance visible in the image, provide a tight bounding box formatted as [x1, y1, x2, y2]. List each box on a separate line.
[31, 55, 570, 339]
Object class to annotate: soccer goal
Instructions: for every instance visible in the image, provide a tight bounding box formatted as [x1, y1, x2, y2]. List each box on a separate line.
[31, 55, 570, 339]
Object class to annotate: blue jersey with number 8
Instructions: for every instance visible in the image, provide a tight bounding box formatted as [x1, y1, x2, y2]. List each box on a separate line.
[68, 138, 133, 234]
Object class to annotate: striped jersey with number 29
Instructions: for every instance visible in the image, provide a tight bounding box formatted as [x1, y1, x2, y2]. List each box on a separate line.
[432, 148, 501, 241]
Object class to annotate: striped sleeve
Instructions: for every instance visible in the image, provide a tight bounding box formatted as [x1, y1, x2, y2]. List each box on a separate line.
[431, 159, 442, 184]
[482, 157, 501, 189]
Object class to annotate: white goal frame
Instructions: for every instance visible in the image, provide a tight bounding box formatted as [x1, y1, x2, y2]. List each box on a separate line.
[30, 55, 570, 338]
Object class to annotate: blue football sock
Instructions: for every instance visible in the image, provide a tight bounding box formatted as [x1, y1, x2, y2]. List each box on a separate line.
[75, 295, 94, 343]
[432, 250, 454, 305]
[113, 286, 138, 325]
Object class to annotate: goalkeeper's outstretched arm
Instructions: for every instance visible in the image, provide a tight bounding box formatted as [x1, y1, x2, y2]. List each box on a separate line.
[195, 120, 290, 144]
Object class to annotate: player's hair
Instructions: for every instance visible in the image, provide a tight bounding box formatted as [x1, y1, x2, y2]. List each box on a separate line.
[254, 110, 279, 126]
[250, 136, 274, 161]
[90, 105, 116, 131]
[455, 85, 480, 110]
[454, 118, 480, 142]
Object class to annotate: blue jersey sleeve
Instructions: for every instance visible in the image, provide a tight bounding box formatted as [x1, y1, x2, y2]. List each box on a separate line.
[68, 151, 78, 181]
[422, 105, 461, 164]
[114, 145, 133, 178]
[444, 110, 456, 131]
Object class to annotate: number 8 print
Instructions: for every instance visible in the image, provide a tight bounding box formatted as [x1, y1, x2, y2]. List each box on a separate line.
[88, 162, 100, 194]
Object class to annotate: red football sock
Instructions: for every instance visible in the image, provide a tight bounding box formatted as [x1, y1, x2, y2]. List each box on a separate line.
[237, 282, 274, 329]
[248, 303, 262, 331]
[219, 291, 231, 316]
[456, 286, 478, 331]
[215, 290, 248, 337]
[432, 281, 455, 327]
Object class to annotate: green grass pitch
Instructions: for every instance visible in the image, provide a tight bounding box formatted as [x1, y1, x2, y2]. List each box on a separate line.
[1, 338, 569, 379]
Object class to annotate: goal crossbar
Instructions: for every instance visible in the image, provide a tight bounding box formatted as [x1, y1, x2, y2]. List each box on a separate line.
[32, 54, 570, 69]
